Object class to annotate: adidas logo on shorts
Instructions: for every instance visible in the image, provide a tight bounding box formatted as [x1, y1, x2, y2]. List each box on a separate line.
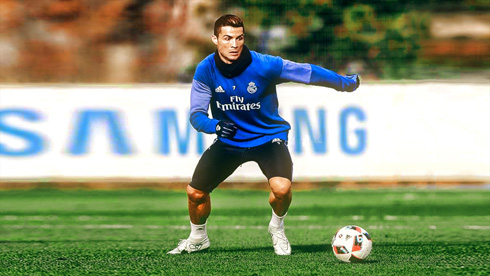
[272, 138, 288, 146]
[215, 86, 225, 93]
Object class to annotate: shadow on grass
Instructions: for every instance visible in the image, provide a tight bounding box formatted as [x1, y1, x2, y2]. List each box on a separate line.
[210, 244, 331, 254]
[335, 260, 379, 264]
[292, 243, 328, 253]
[211, 246, 271, 253]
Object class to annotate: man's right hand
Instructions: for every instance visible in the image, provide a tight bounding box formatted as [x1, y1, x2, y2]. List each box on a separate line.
[216, 121, 238, 139]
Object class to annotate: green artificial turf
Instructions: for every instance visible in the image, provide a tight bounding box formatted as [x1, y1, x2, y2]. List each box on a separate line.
[0, 188, 489, 275]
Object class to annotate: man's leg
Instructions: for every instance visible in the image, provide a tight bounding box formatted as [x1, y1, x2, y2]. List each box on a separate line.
[268, 177, 292, 255]
[253, 140, 292, 217]
[168, 140, 243, 254]
[253, 139, 294, 256]
[187, 185, 211, 224]
[268, 177, 292, 217]
[167, 186, 213, 255]
[167, 184, 211, 255]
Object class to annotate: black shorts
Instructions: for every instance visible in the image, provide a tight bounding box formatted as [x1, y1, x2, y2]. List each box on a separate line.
[190, 139, 293, 193]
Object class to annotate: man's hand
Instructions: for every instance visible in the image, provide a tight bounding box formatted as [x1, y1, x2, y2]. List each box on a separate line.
[346, 74, 360, 91]
[216, 121, 238, 139]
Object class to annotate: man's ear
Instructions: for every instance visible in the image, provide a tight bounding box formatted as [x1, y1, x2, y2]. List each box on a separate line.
[212, 35, 218, 46]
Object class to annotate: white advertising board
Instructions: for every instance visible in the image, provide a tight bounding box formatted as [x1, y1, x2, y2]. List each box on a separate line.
[0, 83, 489, 181]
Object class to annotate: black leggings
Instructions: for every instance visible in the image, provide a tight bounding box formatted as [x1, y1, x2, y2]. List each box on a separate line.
[190, 139, 293, 193]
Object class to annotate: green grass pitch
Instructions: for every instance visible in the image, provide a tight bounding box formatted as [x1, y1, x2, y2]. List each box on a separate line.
[1, 188, 489, 275]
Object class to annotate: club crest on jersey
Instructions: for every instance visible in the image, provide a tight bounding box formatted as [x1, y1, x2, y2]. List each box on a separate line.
[247, 82, 257, 94]
[215, 86, 225, 93]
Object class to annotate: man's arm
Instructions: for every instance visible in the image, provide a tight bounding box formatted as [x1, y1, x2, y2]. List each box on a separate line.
[189, 79, 219, 134]
[279, 60, 360, 92]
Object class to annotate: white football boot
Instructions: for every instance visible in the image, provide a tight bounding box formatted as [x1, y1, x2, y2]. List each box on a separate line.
[167, 236, 210, 254]
[268, 225, 291, 255]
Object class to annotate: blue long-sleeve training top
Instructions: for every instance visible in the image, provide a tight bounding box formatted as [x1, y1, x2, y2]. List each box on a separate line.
[190, 50, 359, 148]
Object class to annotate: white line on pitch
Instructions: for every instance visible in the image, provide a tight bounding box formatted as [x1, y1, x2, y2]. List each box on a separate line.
[3, 224, 489, 230]
[463, 225, 490, 230]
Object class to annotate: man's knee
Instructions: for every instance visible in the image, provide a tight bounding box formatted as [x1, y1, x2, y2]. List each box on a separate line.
[187, 185, 209, 203]
[269, 177, 292, 199]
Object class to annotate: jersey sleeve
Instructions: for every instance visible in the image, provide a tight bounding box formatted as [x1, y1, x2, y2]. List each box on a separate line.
[189, 62, 219, 134]
[279, 59, 359, 92]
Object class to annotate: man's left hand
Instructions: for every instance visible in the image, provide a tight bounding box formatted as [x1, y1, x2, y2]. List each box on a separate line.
[346, 74, 360, 91]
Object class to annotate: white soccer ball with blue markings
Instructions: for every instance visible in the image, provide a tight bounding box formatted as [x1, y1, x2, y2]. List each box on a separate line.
[331, 225, 372, 263]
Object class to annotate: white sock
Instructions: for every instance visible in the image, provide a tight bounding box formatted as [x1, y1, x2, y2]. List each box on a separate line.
[269, 210, 287, 228]
[189, 221, 207, 242]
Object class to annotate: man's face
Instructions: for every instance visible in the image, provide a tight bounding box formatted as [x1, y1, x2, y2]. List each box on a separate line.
[212, 26, 244, 64]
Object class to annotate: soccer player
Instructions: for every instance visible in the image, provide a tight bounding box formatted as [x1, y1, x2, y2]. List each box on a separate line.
[168, 14, 360, 255]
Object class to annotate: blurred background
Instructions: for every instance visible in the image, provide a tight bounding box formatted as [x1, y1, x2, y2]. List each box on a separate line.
[0, 0, 489, 186]
[0, 0, 489, 84]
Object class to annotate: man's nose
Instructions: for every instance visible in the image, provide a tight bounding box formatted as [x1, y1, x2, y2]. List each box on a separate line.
[231, 39, 237, 47]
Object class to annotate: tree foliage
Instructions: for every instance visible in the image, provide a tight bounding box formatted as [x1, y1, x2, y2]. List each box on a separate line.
[224, 0, 466, 79]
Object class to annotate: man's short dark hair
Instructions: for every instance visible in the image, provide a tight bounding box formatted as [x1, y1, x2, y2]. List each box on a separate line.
[214, 14, 244, 37]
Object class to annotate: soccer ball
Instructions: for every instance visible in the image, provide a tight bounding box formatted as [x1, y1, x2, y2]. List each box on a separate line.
[331, 225, 372, 263]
